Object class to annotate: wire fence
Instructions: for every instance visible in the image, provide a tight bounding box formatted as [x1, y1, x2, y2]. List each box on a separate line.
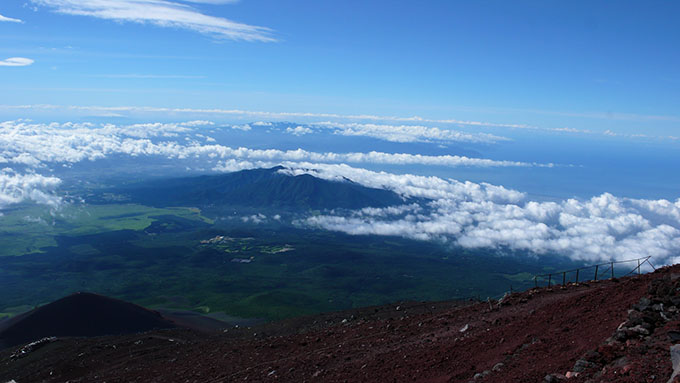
[461, 256, 655, 306]
[532, 256, 655, 288]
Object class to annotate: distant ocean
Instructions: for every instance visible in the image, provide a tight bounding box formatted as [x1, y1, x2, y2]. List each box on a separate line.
[237, 126, 680, 202]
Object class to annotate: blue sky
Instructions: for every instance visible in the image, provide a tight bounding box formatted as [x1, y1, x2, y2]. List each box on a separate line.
[2, 1, 680, 264]
[1, 0, 679, 136]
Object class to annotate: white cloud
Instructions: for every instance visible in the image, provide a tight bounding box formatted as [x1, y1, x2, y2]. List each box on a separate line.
[354, 204, 422, 218]
[211, 148, 546, 168]
[241, 213, 266, 224]
[0, 104, 535, 131]
[7, 104, 680, 142]
[315, 122, 509, 144]
[231, 124, 251, 131]
[279, 162, 526, 203]
[285, 126, 313, 136]
[0, 120, 547, 169]
[183, 120, 214, 127]
[31, 0, 275, 42]
[102, 121, 197, 138]
[213, 159, 274, 172]
[295, 162, 680, 265]
[88, 74, 206, 79]
[0, 169, 62, 210]
[0, 13, 23, 23]
[0, 57, 34, 67]
[0, 120, 209, 166]
[1, 117, 677, 265]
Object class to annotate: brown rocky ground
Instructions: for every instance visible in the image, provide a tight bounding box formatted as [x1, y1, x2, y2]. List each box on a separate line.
[2, 265, 679, 383]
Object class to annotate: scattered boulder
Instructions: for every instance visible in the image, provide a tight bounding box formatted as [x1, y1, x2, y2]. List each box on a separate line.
[544, 373, 567, 382]
[582, 350, 601, 363]
[473, 370, 491, 380]
[567, 271, 680, 382]
[668, 344, 680, 383]
[629, 325, 650, 336]
[668, 331, 680, 342]
[573, 359, 594, 372]
[634, 297, 652, 312]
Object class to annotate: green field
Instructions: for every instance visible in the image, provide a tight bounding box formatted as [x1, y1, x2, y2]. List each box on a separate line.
[0, 204, 211, 257]
[0, 203, 583, 322]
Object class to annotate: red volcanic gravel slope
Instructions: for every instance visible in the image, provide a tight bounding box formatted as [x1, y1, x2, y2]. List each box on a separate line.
[2, 266, 679, 383]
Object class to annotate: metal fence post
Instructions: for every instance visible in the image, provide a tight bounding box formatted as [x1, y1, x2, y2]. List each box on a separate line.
[530, 257, 650, 294]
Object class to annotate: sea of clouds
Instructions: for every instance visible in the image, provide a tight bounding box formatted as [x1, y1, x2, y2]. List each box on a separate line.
[0, 118, 547, 210]
[286, 163, 680, 264]
[1, 119, 679, 265]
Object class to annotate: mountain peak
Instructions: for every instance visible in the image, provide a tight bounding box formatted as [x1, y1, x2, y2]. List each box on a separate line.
[0, 292, 175, 349]
[116, 167, 405, 210]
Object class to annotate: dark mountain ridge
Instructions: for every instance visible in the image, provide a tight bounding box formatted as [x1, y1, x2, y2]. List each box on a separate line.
[111, 166, 405, 210]
[0, 292, 176, 350]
